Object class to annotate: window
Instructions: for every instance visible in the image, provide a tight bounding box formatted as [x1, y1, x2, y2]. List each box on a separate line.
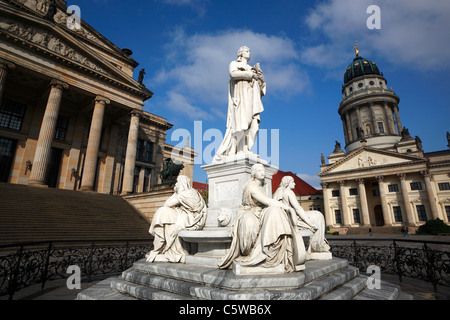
[377, 122, 385, 134]
[309, 204, 321, 211]
[388, 184, 399, 192]
[416, 205, 427, 222]
[438, 182, 450, 191]
[358, 82, 364, 88]
[137, 140, 154, 163]
[136, 140, 143, 161]
[393, 206, 403, 222]
[54, 115, 69, 141]
[369, 81, 375, 86]
[446, 206, 450, 222]
[349, 188, 358, 196]
[0, 99, 26, 131]
[145, 141, 154, 163]
[335, 210, 342, 224]
[410, 182, 422, 191]
[372, 189, 380, 197]
[332, 190, 340, 197]
[353, 209, 361, 224]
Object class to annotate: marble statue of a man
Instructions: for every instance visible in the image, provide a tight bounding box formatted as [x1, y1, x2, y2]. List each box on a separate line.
[273, 176, 331, 254]
[145, 175, 207, 263]
[213, 46, 266, 163]
[219, 164, 306, 273]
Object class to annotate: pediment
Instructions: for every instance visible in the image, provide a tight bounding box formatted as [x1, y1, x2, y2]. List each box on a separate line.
[0, 2, 151, 97]
[320, 147, 426, 176]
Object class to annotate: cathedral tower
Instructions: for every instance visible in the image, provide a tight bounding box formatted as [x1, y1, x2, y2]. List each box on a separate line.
[339, 43, 406, 153]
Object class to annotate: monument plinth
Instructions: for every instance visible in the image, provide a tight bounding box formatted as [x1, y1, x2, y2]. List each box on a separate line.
[179, 154, 278, 268]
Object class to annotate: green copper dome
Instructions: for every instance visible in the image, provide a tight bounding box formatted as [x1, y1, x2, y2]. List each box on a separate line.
[344, 55, 381, 84]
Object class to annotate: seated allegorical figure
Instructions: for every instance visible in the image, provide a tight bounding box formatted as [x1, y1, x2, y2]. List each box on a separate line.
[218, 164, 307, 273]
[273, 176, 330, 254]
[145, 175, 207, 263]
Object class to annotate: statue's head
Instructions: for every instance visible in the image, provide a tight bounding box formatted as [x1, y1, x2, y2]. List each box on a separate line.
[237, 46, 251, 60]
[250, 163, 265, 180]
[174, 175, 191, 193]
[280, 176, 294, 189]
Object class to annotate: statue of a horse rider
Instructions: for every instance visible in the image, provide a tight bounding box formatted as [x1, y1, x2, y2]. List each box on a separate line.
[160, 158, 184, 185]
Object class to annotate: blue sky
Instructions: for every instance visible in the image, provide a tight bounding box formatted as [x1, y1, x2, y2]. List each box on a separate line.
[74, 0, 450, 188]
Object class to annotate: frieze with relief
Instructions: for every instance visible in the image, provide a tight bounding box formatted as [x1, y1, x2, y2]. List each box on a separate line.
[0, 16, 110, 75]
[12, 0, 110, 50]
[326, 151, 411, 174]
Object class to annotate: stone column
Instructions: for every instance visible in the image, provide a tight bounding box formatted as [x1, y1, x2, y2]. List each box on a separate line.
[394, 106, 402, 135]
[356, 106, 363, 138]
[370, 103, 379, 135]
[80, 96, 110, 191]
[28, 80, 69, 186]
[345, 112, 353, 142]
[338, 180, 351, 226]
[121, 110, 141, 194]
[384, 102, 396, 135]
[376, 176, 393, 226]
[341, 116, 349, 145]
[421, 170, 440, 220]
[321, 182, 333, 227]
[398, 173, 414, 225]
[0, 59, 15, 102]
[356, 178, 371, 226]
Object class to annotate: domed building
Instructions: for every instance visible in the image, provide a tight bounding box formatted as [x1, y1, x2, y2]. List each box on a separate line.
[318, 44, 450, 233]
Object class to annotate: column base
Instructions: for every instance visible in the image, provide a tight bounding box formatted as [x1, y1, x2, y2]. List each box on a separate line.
[79, 186, 95, 192]
[27, 180, 49, 188]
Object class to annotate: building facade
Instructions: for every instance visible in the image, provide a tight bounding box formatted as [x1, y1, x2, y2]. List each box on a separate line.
[272, 170, 324, 212]
[319, 46, 450, 230]
[0, 0, 194, 195]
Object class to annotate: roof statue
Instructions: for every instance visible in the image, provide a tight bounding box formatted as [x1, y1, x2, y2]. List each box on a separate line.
[354, 40, 359, 57]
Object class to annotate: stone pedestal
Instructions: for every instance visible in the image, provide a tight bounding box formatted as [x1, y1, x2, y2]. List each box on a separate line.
[179, 154, 278, 268]
[202, 153, 277, 227]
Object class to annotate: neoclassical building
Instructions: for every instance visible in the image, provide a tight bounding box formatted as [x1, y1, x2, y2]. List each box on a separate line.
[0, 0, 194, 194]
[319, 46, 450, 231]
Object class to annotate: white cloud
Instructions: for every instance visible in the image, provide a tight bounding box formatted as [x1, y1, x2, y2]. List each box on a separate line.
[296, 173, 322, 189]
[302, 0, 450, 72]
[153, 29, 310, 120]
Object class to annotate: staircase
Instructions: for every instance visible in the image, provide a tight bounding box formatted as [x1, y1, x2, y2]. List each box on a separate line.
[346, 226, 403, 236]
[77, 257, 413, 300]
[0, 183, 151, 246]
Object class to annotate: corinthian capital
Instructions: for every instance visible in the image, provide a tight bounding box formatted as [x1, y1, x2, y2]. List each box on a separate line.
[50, 79, 69, 91]
[94, 95, 110, 105]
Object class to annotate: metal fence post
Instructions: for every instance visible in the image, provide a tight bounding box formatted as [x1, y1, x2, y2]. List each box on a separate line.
[8, 245, 24, 300]
[41, 242, 53, 291]
[392, 240, 403, 283]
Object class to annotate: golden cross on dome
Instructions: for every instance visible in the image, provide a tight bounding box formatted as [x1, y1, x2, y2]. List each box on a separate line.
[354, 40, 359, 56]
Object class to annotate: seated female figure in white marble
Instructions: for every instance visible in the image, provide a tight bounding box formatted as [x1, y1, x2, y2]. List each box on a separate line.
[146, 175, 207, 263]
[219, 164, 306, 273]
[273, 176, 330, 253]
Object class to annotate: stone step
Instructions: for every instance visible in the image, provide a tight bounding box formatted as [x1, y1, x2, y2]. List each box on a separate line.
[129, 257, 350, 291]
[101, 257, 361, 300]
[77, 258, 414, 301]
[351, 276, 405, 300]
[319, 275, 368, 300]
[110, 279, 194, 300]
[76, 278, 137, 300]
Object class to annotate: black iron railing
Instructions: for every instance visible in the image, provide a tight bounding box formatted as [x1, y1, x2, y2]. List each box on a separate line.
[328, 238, 450, 292]
[0, 239, 152, 300]
[1, 238, 449, 299]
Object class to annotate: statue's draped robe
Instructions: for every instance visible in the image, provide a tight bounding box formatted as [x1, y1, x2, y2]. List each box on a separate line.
[213, 61, 265, 163]
[219, 180, 304, 272]
[273, 187, 330, 253]
[146, 188, 207, 263]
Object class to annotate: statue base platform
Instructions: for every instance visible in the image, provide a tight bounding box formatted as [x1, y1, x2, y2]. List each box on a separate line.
[77, 257, 413, 300]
